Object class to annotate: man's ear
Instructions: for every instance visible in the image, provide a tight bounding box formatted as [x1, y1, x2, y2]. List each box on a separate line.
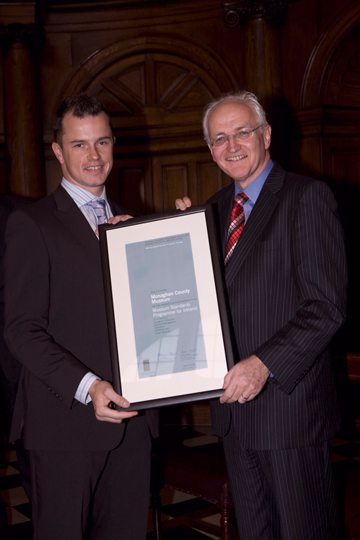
[264, 125, 272, 150]
[208, 143, 216, 162]
[51, 142, 64, 164]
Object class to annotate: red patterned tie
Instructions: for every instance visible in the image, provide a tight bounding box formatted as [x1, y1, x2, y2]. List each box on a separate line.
[224, 192, 248, 264]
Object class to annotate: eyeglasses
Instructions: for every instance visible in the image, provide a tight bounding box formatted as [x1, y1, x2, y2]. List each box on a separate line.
[209, 125, 264, 147]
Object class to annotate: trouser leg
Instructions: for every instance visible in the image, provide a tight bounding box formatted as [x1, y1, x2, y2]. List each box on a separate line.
[223, 429, 338, 539]
[89, 416, 152, 540]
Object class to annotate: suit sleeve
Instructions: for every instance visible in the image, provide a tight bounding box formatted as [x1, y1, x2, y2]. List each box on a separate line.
[4, 210, 88, 408]
[255, 181, 347, 394]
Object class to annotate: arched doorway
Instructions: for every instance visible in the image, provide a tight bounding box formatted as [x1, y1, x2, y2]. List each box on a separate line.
[57, 34, 238, 213]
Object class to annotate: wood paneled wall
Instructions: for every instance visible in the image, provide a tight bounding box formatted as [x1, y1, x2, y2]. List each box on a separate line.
[0, 0, 359, 356]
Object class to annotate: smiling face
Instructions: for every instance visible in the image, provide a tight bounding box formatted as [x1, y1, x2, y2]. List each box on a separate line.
[207, 101, 271, 189]
[51, 111, 114, 196]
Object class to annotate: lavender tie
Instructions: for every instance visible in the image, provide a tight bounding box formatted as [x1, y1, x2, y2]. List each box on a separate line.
[87, 198, 107, 225]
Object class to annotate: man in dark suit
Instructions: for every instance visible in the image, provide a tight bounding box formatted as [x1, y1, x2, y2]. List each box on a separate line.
[0, 195, 32, 530]
[4, 94, 157, 540]
[176, 91, 347, 539]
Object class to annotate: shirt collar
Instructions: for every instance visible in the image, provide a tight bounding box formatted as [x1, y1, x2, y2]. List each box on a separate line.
[235, 160, 274, 205]
[61, 178, 108, 209]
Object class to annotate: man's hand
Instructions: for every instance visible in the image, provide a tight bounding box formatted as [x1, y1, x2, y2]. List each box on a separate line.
[95, 214, 132, 237]
[175, 196, 192, 211]
[108, 214, 133, 224]
[88, 380, 138, 423]
[220, 355, 269, 404]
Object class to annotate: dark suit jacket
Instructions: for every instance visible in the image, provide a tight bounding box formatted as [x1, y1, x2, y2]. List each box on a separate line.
[0, 196, 32, 433]
[4, 186, 157, 451]
[0, 196, 29, 389]
[209, 163, 347, 449]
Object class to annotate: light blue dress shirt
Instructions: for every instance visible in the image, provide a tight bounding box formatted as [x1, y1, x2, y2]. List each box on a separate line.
[61, 178, 113, 234]
[234, 160, 274, 221]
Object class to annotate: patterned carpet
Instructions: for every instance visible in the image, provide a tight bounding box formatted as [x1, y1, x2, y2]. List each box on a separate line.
[1, 431, 359, 540]
[0, 445, 31, 540]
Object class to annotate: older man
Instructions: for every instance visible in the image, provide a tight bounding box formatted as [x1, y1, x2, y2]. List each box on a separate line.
[176, 91, 347, 539]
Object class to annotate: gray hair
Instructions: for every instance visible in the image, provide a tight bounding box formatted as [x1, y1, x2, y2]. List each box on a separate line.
[202, 91, 268, 144]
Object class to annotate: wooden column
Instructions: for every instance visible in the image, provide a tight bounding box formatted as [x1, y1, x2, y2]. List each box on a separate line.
[223, 0, 294, 101]
[223, 0, 296, 167]
[1, 22, 45, 198]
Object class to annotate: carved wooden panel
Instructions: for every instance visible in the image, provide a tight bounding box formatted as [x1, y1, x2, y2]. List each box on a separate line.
[324, 24, 360, 107]
[323, 138, 360, 185]
[108, 156, 151, 216]
[152, 152, 229, 212]
[108, 151, 230, 215]
[300, 4, 360, 108]
[64, 35, 236, 136]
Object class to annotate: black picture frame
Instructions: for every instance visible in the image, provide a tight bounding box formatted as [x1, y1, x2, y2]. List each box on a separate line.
[99, 205, 233, 410]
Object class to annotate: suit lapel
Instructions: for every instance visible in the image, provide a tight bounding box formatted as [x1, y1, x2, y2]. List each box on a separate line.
[216, 184, 235, 252]
[52, 186, 100, 254]
[224, 164, 286, 288]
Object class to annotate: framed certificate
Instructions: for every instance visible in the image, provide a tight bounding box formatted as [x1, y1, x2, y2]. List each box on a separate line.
[99, 206, 234, 410]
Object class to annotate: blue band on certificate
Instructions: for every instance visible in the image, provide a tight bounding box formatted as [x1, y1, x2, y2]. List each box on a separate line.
[125, 232, 207, 378]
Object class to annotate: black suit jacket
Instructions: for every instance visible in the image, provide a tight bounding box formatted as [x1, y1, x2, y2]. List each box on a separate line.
[4, 186, 157, 451]
[209, 163, 347, 449]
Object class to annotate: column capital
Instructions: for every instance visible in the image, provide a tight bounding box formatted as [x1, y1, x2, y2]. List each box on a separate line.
[223, 0, 296, 27]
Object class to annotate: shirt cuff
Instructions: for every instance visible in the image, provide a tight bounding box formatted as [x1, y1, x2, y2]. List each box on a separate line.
[75, 372, 101, 404]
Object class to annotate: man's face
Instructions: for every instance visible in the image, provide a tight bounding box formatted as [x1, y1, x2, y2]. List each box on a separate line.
[207, 101, 271, 189]
[51, 111, 114, 195]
